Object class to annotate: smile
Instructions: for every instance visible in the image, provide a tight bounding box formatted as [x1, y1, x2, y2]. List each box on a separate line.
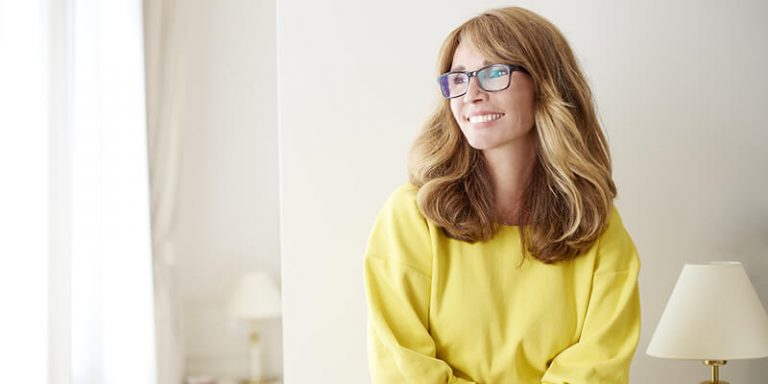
[467, 113, 504, 123]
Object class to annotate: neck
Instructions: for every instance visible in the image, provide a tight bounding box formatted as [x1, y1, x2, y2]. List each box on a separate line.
[481, 133, 537, 225]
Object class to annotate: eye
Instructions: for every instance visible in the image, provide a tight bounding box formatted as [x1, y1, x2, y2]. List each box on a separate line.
[489, 67, 510, 78]
[452, 75, 467, 85]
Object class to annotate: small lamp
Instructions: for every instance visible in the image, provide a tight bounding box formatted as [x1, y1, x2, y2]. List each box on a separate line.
[647, 261, 768, 383]
[228, 271, 282, 384]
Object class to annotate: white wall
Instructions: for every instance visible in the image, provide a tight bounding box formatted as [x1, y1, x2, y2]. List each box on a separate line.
[278, 0, 768, 383]
[170, 0, 283, 381]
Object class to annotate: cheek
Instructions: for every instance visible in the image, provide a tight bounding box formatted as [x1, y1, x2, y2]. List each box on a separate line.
[523, 101, 536, 127]
[507, 95, 535, 125]
[518, 86, 536, 122]
[449, 101, 463, 125]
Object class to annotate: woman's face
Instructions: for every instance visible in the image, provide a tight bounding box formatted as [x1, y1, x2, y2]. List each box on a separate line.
[449, 41, 536, 155]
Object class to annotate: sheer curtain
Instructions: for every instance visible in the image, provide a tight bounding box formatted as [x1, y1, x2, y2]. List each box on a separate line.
[2, 0, 157, 382]
[0, 1, 49, 381]
[144, 0, 186, 382]
[68, 0, 157, 382]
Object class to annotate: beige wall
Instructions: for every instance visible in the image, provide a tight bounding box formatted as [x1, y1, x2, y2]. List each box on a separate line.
[278, 0, 768, 383]
[170, 0, 282, 380]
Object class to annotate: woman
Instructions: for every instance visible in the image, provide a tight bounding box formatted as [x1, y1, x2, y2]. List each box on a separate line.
[363, 6, 640, 384]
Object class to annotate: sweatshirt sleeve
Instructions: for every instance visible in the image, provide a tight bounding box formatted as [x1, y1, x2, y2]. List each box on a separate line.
[541, 208, 641, 384]
[364, 185, 477, 384]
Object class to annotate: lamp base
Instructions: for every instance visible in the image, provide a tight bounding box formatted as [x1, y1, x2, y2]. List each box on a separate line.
[700, 360, 728, 384]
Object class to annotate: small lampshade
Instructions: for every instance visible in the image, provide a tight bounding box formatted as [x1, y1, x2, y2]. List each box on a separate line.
[228, 271, 282, 320]
[647, 261, 768, 360]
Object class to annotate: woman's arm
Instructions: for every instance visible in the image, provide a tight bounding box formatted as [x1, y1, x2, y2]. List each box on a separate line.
[541, 209, 641, 384]
[364, 185, 477, 384]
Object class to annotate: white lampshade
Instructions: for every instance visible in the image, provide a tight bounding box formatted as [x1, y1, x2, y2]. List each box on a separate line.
[647, 261, 768, 360]
[228, 271, 282, 320]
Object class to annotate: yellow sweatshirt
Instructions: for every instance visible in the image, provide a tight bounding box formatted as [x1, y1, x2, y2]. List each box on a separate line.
[364, 183, 640, 384]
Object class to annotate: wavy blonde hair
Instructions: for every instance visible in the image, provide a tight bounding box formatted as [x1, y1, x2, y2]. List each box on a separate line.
[408, 7, 616, 263]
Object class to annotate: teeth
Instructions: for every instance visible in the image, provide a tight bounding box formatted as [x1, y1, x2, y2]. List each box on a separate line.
[468, 113, 503, 123]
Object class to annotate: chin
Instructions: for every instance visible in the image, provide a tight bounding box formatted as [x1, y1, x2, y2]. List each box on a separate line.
[462, 131, 503, 149]
[462, 128, 535, 152]
[465, 139, 498, 151]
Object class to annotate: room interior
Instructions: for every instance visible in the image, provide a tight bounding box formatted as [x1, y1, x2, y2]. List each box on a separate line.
[2, 0, 767, 383]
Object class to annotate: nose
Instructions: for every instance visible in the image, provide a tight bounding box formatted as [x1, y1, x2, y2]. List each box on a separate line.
[462, 76, 487, 103]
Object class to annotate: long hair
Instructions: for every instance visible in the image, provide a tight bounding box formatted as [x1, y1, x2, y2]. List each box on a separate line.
[408, 7, 616, 263]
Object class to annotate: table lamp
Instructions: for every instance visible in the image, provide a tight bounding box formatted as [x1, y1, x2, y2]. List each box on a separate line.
[228, 271, 282, 384]
[647, 261, 768, 383]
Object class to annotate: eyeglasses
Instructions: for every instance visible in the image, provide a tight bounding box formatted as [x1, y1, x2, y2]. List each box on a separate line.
[437, 63, 527, 99]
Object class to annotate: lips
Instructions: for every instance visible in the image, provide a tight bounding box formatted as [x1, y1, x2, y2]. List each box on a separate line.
[466, 113, 504, 123]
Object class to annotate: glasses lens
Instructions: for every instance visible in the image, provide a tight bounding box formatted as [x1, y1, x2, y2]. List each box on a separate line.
[478, 64, 511, 92]
[438, 72, 468, 98]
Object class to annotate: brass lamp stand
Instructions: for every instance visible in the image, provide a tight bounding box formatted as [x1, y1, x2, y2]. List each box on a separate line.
[239, 329, 281, 384]
[700, 360, 728, 384]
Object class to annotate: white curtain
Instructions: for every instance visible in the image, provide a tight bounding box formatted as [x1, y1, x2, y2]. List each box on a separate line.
[0, 1, 49, 382]
[2, 0, 158, 382]
[69, 0, 157, 382]
[143, 0, 186, 382]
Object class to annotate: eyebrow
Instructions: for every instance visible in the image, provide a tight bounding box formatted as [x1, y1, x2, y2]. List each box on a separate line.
[450, 60, 491, 72]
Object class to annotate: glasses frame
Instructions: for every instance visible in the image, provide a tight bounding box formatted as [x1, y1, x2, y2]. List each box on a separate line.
[437, 63, 527, 99]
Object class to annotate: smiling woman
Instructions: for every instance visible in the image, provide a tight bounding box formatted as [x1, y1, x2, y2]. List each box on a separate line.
[363, 6, 640, 384]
